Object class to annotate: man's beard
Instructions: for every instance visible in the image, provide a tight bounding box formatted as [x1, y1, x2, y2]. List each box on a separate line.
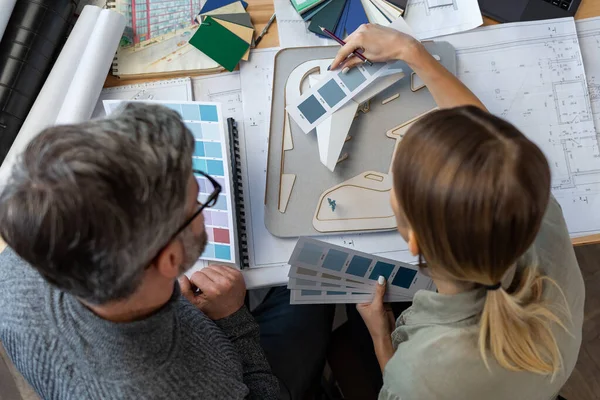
[178, 228, 208, 275]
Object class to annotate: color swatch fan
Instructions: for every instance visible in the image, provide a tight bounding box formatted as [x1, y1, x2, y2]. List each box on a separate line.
[189, 0, 255, 71]
[289, 0, 404, 39]
[287, 238, 435, 304]
[103, 100, 242, 265]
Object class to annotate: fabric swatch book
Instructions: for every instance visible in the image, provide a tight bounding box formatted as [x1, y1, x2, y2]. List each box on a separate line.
[189, 16, 251, 72]
[190, 0, 255, 71]
[108, 0, 223, 79]
[292, 0, 328, 15]
[103, 100, 248, 266]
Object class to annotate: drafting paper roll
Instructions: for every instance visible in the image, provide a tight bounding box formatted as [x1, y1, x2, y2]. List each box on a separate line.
[56, 10, 126, 124]
[0, 6, 124, 186]
[0, 0, 17, 40]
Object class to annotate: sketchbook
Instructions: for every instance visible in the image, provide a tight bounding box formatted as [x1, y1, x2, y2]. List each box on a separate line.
[107, 1, 223, 79]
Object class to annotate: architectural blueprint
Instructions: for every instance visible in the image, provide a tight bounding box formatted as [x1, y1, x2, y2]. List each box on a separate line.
[440, 18, 600, 237]
[577, 17, 600, 137]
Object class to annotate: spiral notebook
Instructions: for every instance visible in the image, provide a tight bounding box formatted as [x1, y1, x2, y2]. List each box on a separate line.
[103, 100, 249, 267]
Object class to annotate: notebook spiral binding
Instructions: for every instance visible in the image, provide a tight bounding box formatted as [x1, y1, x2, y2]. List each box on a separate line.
[106, 1, 120, 75]
[228, 118, 250, 269]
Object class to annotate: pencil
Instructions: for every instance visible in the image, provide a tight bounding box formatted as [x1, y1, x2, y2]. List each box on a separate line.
[254, 13, 276, 47]
[319, 26, 373, 66]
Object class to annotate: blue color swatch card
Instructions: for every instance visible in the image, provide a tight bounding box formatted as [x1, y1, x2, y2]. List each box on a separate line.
[103, 100, 237, 265]
[286, 60, 403, 133]
[287, 237, 435, 304]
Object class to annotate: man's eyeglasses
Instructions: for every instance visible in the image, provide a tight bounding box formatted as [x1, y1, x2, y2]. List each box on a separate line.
[147, 170, 221, 268]
[171, 169, 222, 238]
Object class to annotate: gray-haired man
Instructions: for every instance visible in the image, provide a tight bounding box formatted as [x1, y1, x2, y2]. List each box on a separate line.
[0, 103, 334, 399]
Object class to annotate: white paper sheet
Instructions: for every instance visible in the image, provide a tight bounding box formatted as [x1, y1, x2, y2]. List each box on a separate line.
[440, 18, 600, 237]
[0, 6, 109, 186]
[404, 0, 482, 40]
[92, 78, 194, 119]
[56, 10, 126, 124]
[273, 0, 333, 48]
[0, 0, 16, 41]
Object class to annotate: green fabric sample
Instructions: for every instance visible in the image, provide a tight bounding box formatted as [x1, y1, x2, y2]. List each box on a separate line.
[308, 0, 347, 36]
[188, 16, 250, 72]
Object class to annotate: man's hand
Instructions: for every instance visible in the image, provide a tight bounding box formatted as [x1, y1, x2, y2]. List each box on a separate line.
[179, 265, 246, 320]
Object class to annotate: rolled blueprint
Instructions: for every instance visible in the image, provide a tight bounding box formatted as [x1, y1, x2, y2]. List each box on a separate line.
[0, 0, 73, 162]
[56, 9, 126, 124]
[0, 6, 125, 186]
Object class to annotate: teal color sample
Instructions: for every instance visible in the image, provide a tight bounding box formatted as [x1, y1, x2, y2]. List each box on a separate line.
[192, 158, 207, 172]
[391, 267, 417, 289]
[164, 103, 183, 116]
[181, 104, 201, 120]
[339, 67, 366, 91]
[186, 123, 203, 139]
[213, 196, 228, 211]
[369, 261, 395, 281]
[203, 243, 216, 258]
[194, 141, 205, 157]
[301, 290, 322, 296]
[298, 242, 324, 265]
[346, 255, 372, 277]
[364, 62, 386, 76]
[298, 95, 326, 123]
[200, 105, 219, 122]
[318, 80, 346, 107]
[207, 159, 224, 176]
[322, 249, 348, 271]
[215, 244, 231, 260]
[204, 142, 222, 158]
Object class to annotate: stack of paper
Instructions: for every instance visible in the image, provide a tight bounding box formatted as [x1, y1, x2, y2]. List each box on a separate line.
[287, 238, 435, 304]
[189, 0, 255, 71]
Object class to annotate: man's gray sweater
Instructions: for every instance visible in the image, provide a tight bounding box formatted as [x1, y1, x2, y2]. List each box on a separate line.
[0, 248, 279, 399]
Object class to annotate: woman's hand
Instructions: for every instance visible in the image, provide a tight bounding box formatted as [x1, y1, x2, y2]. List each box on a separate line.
[357, 275, 396, 340]
[357, 276, 396, 371]
[330, 24, 421, 71]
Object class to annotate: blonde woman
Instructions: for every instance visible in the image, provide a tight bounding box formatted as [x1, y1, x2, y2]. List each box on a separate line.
[330, 25, 585, 399]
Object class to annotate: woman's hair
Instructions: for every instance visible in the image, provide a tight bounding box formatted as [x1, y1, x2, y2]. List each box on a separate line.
[392, 106, 569, 376]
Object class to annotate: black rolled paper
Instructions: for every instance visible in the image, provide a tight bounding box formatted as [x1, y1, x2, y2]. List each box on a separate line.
[0, 0, 74, 164]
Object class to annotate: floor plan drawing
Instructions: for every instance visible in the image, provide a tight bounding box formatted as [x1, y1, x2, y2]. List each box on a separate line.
[441, 18, 600, 236]
[577, 17, 600, 136]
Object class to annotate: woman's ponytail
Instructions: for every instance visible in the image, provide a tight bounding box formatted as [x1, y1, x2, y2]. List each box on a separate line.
[478, 265, 570, 378]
